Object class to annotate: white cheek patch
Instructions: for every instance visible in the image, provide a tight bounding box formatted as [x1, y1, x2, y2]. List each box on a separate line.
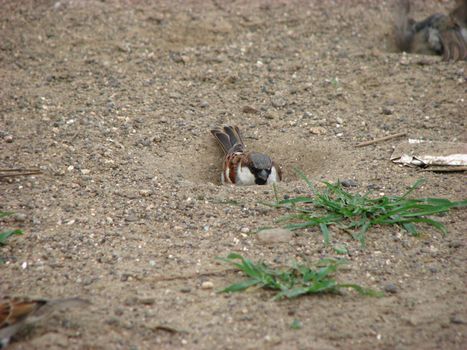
[267, 166, 280, 184]
[236, 164, 256, 186]
[222, 167, 230, 184]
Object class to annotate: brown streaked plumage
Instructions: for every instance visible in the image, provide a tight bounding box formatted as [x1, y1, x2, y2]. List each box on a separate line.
[394, 0, 467, 61]
[0, 297, 89, 349]
[210, 126, 282, 186]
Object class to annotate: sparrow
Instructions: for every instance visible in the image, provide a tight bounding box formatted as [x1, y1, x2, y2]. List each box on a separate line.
[394, 0, 467, 61]
[0, 297, 89, 349]
[211, 126, 282, 186]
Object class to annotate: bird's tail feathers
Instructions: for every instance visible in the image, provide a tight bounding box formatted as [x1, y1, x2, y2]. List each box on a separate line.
[211, 126, 245, 154]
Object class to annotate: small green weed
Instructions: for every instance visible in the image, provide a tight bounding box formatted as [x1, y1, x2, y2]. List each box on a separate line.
[330, 77, 339, 87]
[266, 173, 466, 246]
[0, 211, 14, 219]
[0, 229, 23, 245]
[290, 319, 302, 329]
[0, 211, 23, 263]
[219, 253, 382, 300]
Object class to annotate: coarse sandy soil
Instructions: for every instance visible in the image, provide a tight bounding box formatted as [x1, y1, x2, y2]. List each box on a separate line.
[1, 0, 466, 349]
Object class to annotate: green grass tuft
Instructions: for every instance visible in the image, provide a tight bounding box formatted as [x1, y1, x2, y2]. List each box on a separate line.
[0, 211, 14, 219]
[0, 211, 24, 263]
[265, 173, 466, 246]
[0, 229, 23, 245]
[290, 319, 302, 329]
[0, 211, 23, 245]
[219, 253, 382, 300]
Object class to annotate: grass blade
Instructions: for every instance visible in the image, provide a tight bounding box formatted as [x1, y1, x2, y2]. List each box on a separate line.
[337, 283, 384, 297]
[0, 229, 23, 245]
[319, 223, 330, 245]
[220, 278, 259, 293]
[293, 167, 315, 191]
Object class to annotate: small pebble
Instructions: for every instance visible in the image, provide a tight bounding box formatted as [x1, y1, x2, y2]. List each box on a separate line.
[450, 314, 466, 324]
[106, 317, 120, 326]
[180, 287, 191, 293]
[224, 75, 238, 84]
[448, 240, 462, 248]
[138, 297, 155, 305]
[382, 107, 393, 115]
[271, 97, 287, 108]
[170, 53, 186, 63]
[124, 297, 137, 306]
[263, 110, 279, 120]
[201, 281, 214, 289]
[309, 127, 327, 135]
[341, 179, 357, 187]
[5, 135, 14, 143]
[242, 106, 258, 114]
[125, 214, 138, 222]
[139, 189, 152, 197]
[384, 283, 398, 294]
[399, 55, 409, 65]
[14, 213, 27, 222]
[114, 308, 124, 316]
[120, 274, 131, 282]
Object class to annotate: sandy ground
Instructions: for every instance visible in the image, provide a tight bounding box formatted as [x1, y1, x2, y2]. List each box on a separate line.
[1, 0, 466, 349]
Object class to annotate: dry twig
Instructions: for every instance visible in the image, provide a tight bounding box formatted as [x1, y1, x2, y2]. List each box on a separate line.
[0, 168, 42, 178]
[356, 132, 406, 147]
